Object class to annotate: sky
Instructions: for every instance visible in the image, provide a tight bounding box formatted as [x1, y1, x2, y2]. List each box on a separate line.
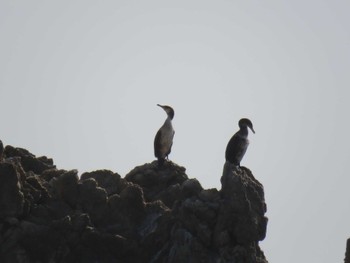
[1, 1, 349, 262]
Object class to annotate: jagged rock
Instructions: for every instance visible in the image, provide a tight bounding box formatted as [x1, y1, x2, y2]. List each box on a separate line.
[0, 144, 269, 263]
[81, 169, 124, 196]
[125, 161, 190, 208]
[24, 172, 50, 204]
[0, 140, 3, 161]
[214, 162, 268, 262]
[78, 178, 108, 225]
[41, 168, 67, 182]
[0, 163, 24, 218]
[133, 161, 268, 263]
[221, 162, 267, 244]
[51, 170, 79, 208]
[167, 227, 211, 263]
[106, 184, 147, 237]
[345, 238, 350, 263]
[4, 145, 55, 174]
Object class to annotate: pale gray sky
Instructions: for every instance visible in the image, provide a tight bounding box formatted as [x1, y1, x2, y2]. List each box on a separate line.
[1, 1, 349, 262]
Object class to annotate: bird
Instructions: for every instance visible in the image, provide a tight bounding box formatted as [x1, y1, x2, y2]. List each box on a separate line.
[154, 104, 175, 166]
[225, 118, 255, 167]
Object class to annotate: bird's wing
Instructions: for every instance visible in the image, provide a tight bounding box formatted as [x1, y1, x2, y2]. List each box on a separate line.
[225, 134, 248, 164]
[154, 129, 162, 158]
[225, 135, 238, 162]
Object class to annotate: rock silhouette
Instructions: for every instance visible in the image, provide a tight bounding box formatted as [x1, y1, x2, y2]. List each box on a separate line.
[345, 238, 350, 263]
[0, 144, 268, 263]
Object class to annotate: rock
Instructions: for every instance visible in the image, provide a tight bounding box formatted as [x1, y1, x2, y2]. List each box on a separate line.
[125, 161, 190, 208]
[199, 188, 220, 202]
[220, 162, 268, 241]
[51, 170, 79, 208]
[4, 146, 55, 174]
[41, 168, 67, 182]
[78, 178, 108, 225]
[107, 184, 146, 231]
[0, 144, 269, 262]
[215, 162, 268, 262]
[0, 140, 3, 161]
[345, 238, 350, 263]
[0, 163, 24, 218]
[25, 172, 50, 203]
[81, 169, 123, 196]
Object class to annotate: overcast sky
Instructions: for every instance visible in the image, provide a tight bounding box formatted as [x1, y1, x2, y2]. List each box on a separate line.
[1, 1, 350, 262]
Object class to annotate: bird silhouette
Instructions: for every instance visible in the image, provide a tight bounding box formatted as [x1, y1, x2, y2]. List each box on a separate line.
[154, 104, 175, 166]
[225, 118, 255, 167]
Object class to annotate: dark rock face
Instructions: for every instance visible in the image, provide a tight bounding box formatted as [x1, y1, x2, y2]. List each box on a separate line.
[345, 238, 350, 263]
[0, 140, 3, 161]
[0, 144, 268, 263]
[0, 162, 24, 218]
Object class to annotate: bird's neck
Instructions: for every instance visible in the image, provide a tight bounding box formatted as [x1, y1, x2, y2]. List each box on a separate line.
[163, 117, 173, 128]
[239, 127, 248, 137]
[168, 112, 174, 120]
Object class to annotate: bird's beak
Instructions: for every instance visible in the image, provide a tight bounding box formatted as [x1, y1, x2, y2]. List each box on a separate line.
[157, 104, 163, 108]
[250, 127, 255, 134]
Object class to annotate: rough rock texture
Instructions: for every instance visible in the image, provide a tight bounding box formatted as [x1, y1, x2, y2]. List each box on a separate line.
[0, 140, 3, 161]
[345, 238, 350, 263]
[0, 143, 268, 263]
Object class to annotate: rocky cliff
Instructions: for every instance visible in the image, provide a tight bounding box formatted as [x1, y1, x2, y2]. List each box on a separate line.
[345, 239, 350, 263]
[0, 143, 268, 263]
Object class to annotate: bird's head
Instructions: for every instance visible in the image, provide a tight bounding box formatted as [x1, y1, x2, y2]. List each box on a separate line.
[157, 104, 175, 120]
[239, 118, 255, 133]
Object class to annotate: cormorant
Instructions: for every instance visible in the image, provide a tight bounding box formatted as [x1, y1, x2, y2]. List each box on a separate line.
[154, 104, 175, 166]
[225, 118, 255, 167]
